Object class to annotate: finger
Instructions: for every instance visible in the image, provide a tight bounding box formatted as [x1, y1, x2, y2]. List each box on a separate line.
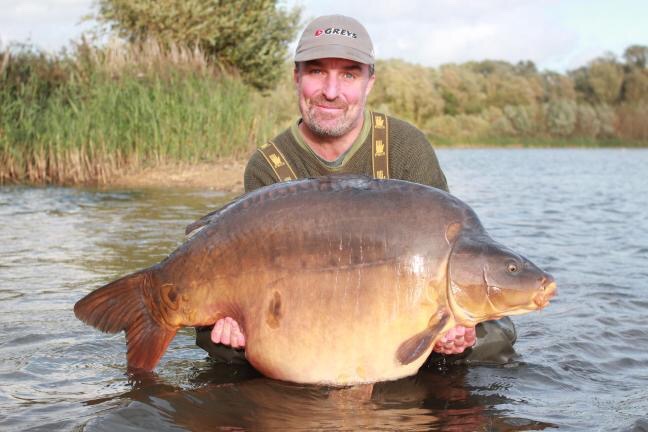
[433, 340, 447, 353]
[211, 319, 224, 344]
[454, 325, 466, 337]
[234, 332, 246, 349]
[230, 336, 240, 349]
[464, 328, 477, 346]
[238, 332, 246, 347]
[221, 318, 232, 345]
[230, 319, 241, 334]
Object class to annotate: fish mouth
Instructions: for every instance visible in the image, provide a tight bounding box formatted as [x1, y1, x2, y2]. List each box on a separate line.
[533, 281, 557, 308]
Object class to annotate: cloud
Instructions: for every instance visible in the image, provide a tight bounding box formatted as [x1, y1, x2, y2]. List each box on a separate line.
[289, 0, 642, 71]
[3, 0, 646, 70]
[0, 0, 95, 50]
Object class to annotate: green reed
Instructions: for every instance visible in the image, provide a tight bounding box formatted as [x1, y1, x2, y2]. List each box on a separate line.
[0, 41, 291, 184]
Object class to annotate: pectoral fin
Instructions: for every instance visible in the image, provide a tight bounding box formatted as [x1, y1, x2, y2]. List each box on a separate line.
[396, 310, 450, 365]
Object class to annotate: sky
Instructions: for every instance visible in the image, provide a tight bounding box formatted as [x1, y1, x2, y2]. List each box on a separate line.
[1, 0, 647, 73]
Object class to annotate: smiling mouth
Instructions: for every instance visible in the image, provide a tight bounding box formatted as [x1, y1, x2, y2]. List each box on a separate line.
[315, 105, 344, 111]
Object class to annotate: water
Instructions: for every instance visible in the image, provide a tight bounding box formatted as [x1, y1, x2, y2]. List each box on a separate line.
[1, 149, 647, 431]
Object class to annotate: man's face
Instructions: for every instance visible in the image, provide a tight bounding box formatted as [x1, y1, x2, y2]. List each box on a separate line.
[294, 58, 375, 138]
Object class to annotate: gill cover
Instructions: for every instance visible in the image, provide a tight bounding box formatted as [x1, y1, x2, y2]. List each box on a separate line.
[448, 234, 554, 325]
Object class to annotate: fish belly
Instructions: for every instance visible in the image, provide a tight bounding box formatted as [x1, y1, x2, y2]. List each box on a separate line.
[238, 263, 447, 385]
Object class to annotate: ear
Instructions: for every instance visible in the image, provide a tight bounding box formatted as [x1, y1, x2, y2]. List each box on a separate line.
[293, 65, 300, 86]
[445, 222, 462, 245]
[364, 72, 376, 98]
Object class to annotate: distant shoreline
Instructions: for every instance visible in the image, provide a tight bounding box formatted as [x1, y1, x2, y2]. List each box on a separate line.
[68, 143, 647, 191]
[105, 159, 247, 192]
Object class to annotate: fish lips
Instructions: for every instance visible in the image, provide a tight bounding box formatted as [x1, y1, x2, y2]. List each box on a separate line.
[532, 280, 557, 309]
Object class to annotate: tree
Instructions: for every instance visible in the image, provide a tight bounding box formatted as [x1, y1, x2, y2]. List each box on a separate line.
[542, 71, 576, 103]
[621, 68, 648, 104]
[623, 45, 648, 69]
[588, 59, 624, 104]
[368, 59, 444, 126]
[545, 99, 577, 137]
[437, 64, 486, 115]
[94, 0, 301, 90]
[572, 57, 624, 105]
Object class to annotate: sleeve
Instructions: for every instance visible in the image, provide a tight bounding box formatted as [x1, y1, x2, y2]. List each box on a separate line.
[392, 121, 449, 192]
[462, 317, 517, 363]
[410, 141, 449, 193]
[424, 317, 518, 366]
[243, 150, 280, 193]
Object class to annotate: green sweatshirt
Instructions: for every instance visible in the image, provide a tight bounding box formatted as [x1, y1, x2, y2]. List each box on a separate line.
[243, 110, 448, 193]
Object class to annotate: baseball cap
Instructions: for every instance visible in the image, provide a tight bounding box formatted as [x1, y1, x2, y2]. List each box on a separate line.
[294, 15, 375, 64]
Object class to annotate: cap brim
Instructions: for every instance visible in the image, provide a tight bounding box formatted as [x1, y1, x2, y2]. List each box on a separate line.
[295, 44, 374, 64]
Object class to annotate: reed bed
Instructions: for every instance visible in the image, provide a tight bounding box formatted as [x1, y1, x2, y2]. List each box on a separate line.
[0, 40, 292, 185]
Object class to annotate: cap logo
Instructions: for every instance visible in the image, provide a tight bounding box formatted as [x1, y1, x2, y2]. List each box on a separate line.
[313, 27, 358, 39]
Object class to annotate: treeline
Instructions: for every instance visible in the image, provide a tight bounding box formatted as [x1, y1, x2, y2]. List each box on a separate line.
[1, 0, 647, 184]
[368, 49, 648, 144]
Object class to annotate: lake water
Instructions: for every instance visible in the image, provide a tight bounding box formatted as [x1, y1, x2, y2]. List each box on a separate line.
[1, 149, 647, 431]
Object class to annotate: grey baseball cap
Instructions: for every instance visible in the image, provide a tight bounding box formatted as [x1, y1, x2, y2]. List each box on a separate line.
[294, 15, 375, 64]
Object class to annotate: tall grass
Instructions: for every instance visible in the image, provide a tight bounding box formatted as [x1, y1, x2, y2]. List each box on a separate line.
[0, 40, 292, 184]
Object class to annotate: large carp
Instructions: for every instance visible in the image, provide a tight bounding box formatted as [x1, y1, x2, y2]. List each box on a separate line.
[74, 175, 556, 385]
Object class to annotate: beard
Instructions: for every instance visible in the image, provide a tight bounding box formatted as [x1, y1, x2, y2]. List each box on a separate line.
[300, 96, 363, 138]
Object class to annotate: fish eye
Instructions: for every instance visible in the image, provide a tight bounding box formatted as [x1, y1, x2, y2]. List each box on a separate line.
[506, 262, 519, 273]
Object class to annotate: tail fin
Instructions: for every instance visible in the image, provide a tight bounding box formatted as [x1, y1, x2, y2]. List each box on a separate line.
[74, 270, 177, 371]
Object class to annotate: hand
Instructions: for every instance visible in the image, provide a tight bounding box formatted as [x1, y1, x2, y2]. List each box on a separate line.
[211, 317, 246, 349]
[433, 325, 476, 355]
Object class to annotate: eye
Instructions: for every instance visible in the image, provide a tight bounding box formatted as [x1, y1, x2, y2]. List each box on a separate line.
[343, 72, 355, 80]
[309, 68, 322, 75]
[506, 262, 519, 273]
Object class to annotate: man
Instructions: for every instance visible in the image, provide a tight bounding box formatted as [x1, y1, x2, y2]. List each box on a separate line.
[196, 15, 516, 366]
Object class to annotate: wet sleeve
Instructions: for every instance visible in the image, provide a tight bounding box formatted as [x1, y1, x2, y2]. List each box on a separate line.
[424, 317, 518, 366]
[243, 150, 281, 193]
[462, 317, 517, 364]
[395, 125, 449, 192]
[195, 326, 249, 365]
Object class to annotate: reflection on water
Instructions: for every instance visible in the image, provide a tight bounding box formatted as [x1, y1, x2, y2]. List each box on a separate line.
[1, 149, 647, 431]
[85, 367, 554, 432]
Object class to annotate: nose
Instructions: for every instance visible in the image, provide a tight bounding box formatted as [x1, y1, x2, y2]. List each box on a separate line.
[322, 74, 339, 100]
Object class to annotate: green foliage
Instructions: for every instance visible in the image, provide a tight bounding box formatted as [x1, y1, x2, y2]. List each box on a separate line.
[0, 41, 287, 183]
[587, 59, 625, 104]
[621, 68, 648, 104]
[545, 99, 577, 137]
[616, 103, 648, 140]
[94, 0, 301, 90]
[368, 60, 444, 126]
[573, 104, 600, 138]
[3, 40, 648, 185]
[623, 45, 648, 69]
[437, 65, 486, 115]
